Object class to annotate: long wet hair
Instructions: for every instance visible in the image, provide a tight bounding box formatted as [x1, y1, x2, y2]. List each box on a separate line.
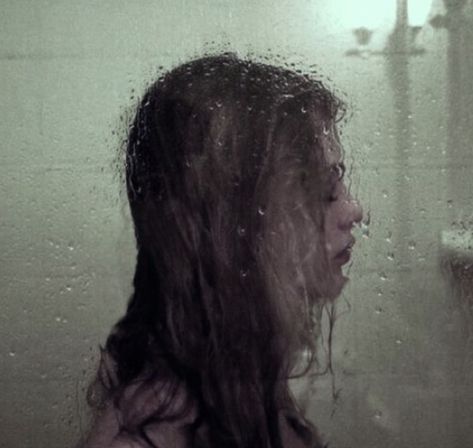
[88, 53, 345, 448]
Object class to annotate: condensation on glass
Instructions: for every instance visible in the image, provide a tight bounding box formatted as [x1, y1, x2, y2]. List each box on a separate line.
[1, 0, 472, 447]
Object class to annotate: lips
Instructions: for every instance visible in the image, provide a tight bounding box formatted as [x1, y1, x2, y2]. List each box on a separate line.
[334, 237, 355, 265]
[334, 247, 352, 265]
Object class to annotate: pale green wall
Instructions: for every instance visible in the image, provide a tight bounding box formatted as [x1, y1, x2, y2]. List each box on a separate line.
[1, 1, 472, 447]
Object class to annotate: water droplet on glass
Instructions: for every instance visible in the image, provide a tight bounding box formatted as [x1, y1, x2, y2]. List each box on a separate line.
[379, 272, 388, 281]
[9, 351, 16, 357]
[395, 339, 402, 345]
[240, 269, 249, 278]
[257, 206, 266, 216]
[387, 253, 394, 261]
[407, 241, 416, 250]
[237, 225, 246, 237]
[374, 410, 383, 420]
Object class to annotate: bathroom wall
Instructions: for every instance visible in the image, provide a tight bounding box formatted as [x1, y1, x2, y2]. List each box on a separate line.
[1, 1, 472, 447]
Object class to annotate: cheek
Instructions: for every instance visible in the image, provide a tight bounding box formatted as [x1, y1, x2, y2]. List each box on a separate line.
[323, 207, 339, 242]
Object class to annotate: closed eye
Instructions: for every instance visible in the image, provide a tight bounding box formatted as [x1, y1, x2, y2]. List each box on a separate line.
[327, 193, 338, 202]
[330, 162, 345, 181]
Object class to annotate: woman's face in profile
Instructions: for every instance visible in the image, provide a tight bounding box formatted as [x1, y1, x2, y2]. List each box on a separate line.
[322, 124, 363, 296]
[267, 119, 363, 302]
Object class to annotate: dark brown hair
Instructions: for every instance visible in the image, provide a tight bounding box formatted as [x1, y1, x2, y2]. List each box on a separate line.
[88, 53, 344, 448]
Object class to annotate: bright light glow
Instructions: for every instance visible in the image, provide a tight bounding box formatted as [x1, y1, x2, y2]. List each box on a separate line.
[327, 0, 432, 30]
[328, 0, 396, 30]
[408, 0, 433, 26]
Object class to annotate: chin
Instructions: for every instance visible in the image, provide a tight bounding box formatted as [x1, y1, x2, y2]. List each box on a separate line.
[326, 273, 348, 299]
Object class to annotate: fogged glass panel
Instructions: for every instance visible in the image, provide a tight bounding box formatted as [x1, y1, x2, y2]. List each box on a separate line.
[1, 1, 472, 447]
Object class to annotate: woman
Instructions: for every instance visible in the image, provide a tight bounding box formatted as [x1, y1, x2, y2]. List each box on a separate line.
[82, 53, 363, 448]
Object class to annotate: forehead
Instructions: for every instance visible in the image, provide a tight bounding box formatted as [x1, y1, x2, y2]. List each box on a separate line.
[321, 122, 342, 166]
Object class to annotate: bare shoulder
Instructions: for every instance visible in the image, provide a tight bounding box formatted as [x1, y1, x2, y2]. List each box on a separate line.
[105, 435, 151, 448]
[79, 405, 156, 448]
[102, 439, 144, 448]
[83, 412, 193, 448]
[81, 377, 197, 448]
[78, 403, 121, 448]
[82, 435, 148, 448]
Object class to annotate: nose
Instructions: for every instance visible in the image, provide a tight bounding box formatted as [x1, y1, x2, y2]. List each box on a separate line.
[351, 197, 363, 225]
[340, 196, 363, 230]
